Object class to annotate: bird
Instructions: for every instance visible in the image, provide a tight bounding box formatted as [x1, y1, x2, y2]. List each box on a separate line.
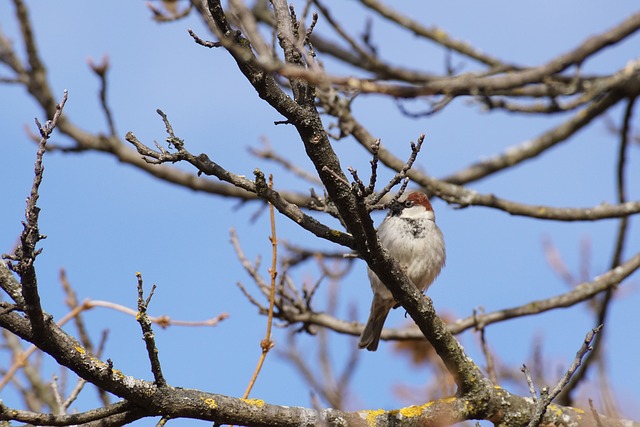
[358, 191, 446, 351]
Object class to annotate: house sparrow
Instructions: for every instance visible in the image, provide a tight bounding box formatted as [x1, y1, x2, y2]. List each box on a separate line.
[358, 191, 446, 351]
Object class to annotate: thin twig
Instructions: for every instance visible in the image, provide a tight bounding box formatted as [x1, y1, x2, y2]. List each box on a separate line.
[187, 28, 222, 48]
[60, 269, 95, 354]
[62, 377, 88, 411]
[369, 134, 425, 206]
[520, 365, 537, 403]
[526, 325, 602, 427]
[474, 308, 497, 384]
[88, 55, 117, 136]
[588, 399, 605, 427]
[249, 138, 323, 185]
[366, 139, 381, 194]
[13, 90, 68, 337]
[135, 272, 166, 388]
[242, 175, 278, 399]
[50, 375, 65, 415]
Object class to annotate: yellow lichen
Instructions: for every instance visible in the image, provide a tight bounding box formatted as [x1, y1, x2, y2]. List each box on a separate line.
[74, 346, 86, 354]
[362, 409, 385, 426]
[111, 368, 124, 378]
[548, 404, 563, 417]
[439, 396, 457, 404]
[398, 405, 423, 418]
[241, 398, 265, 408]
[201, 397, 218, 409]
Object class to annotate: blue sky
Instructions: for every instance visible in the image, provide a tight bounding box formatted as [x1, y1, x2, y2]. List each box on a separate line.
[1, 1, 639, 425]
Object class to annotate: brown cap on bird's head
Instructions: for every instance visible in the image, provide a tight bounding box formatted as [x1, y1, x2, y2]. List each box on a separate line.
[405, 192, 433, 211]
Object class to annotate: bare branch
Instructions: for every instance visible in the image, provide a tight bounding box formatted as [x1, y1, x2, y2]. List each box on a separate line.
[87, 55, 117, 136]
[135, 273, 166, 388]
[443, 89, 628, 185]
[242, 175, 279, 400]
[10, 90, 68, 337]
[526, 326, 602, 427]
[125, 128, 354, 248]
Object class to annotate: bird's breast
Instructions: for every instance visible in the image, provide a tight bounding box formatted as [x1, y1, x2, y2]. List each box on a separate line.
[377, 217, 446, 291]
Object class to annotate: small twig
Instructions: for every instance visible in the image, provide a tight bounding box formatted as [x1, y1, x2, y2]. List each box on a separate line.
[396, 95, 454, 117]
[303, 275, 324, 310]
[187, 28, 222, 48]
[229, 0, 272, 60]
[520, 364, 537, 403]
[588, 399, 605, 427]
[248, 138, 322, 185]
[312, 0, 375, 66]
[156, 109, 184, 150]
[135, 272, 166, 388]
[321, 165, 351, 188]
[242, 175, 278, 399]
[281, 241, 351, 267]
[88, 55, 117, 136]
[526, 325, 603, 427]
[372, 177, 410, 212]
[236, 280, 268, 313]
[14, 90, 68, 337]
[62, 377, 87, 411]
[366, 139, 381, 195]
[50, 376, 65, 415]
[304, 12, 319, 45]
[347, 166, 366, 196]
[611, 95, 635, 268]
[474, 308, 497, 384]
[60, 269, 95, 355]
[369, 134, 425, 206]
[542, 236, 578, 286]
[230, 228, 271, 299]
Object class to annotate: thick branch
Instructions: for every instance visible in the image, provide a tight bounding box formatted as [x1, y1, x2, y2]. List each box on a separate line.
[0, 307, 626, 427]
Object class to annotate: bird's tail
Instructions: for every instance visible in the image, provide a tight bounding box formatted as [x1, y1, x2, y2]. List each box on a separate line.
[358, 296, 393, 351]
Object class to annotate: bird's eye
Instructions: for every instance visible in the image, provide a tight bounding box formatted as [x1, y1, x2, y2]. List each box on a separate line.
[404, 200, 413, 208]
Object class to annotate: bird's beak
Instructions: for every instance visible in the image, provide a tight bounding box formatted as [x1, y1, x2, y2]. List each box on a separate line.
[389, 201, 404, 216]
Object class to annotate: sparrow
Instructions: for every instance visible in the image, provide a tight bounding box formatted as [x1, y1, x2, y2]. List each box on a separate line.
[358, 191, 446, 351]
